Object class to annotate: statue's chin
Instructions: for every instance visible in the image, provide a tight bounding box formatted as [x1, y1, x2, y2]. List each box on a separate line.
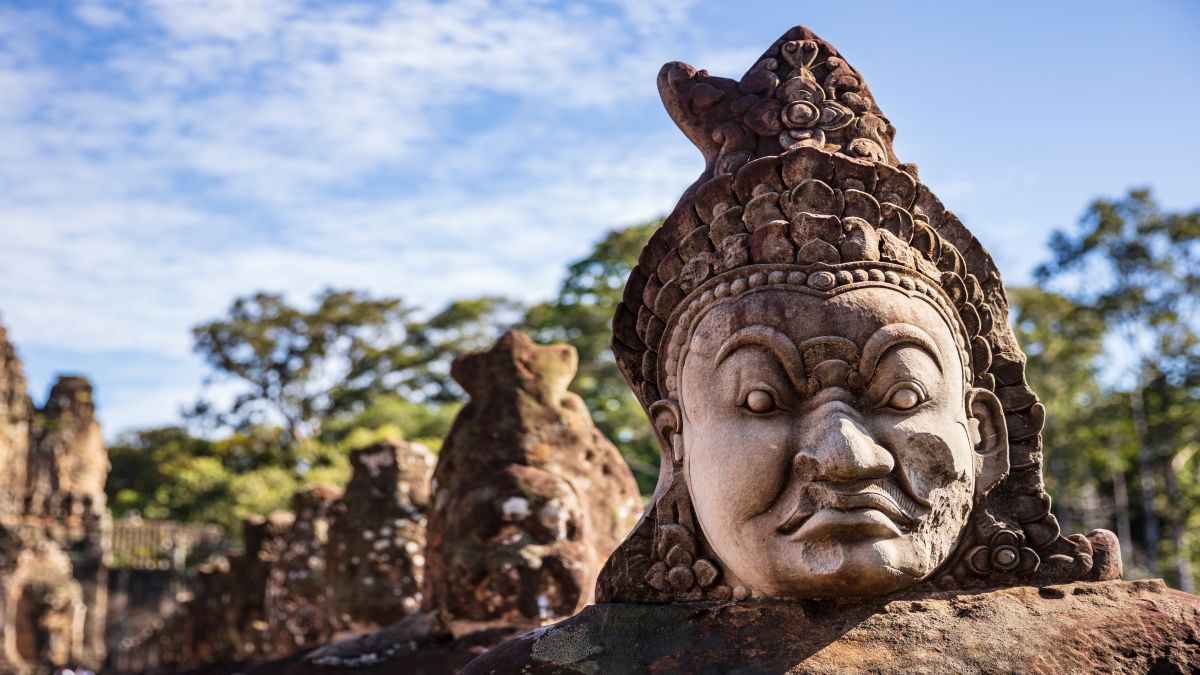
[733, 533, 932, 599]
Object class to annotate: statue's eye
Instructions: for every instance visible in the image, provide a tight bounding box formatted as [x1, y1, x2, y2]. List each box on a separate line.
[883, 383, 926, 411]
[743, 389, 778, 414]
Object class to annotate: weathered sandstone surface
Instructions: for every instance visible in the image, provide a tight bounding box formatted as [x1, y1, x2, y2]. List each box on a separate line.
[465, 579, 1200, 674]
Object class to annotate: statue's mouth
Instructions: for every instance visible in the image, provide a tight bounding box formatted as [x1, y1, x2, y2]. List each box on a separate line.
[776, 481, 923, 536]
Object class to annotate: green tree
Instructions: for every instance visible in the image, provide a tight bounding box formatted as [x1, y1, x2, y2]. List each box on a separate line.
[107, 426, 222, 520]
[191, 289, 517, 447]
[317, 393, 461, 453]
[1036, 188, 1200, 589]
[523, 220, 659, 492]
[107, 425, 308, 534]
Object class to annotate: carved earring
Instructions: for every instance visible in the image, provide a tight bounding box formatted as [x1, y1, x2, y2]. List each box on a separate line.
[650, 399, 684, 465]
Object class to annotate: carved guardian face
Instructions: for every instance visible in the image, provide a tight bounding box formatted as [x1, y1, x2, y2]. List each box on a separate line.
[671, 286, 1008, 597]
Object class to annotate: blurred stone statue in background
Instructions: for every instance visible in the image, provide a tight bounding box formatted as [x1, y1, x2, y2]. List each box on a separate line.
[263, 331, 643, 674]
[464, 24, 1200, 673]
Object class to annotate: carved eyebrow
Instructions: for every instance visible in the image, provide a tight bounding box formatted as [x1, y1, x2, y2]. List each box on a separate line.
[858, 324, 943, 382]
[715, 325, 806, 389]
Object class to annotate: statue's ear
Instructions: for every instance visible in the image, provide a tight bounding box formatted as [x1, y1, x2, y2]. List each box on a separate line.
[649, 398, 684, 464]
[967, 388, 1009, 496]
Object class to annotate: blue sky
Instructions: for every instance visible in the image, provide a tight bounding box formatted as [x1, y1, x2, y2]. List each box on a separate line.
[1, 0, 1197, 437]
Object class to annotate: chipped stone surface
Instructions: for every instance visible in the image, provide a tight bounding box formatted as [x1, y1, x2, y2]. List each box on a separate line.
[251, 609, 522, 675]
[326, 439, 434, 633]
[464, 580, 1200, 674]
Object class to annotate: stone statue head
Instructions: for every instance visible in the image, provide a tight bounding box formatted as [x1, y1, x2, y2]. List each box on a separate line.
[597, 25, 1121, 603]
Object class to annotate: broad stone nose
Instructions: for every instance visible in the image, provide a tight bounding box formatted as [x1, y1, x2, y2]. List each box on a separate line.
[800, 412, 894, 483]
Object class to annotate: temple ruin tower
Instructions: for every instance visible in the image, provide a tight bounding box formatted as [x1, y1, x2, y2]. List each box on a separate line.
[27, 376, 109, 516]
[0, 324, 31, 513]
[0, 323, 111, 674]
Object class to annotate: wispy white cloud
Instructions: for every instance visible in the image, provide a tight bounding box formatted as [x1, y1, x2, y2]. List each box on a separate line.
[0, 0, 713, 433]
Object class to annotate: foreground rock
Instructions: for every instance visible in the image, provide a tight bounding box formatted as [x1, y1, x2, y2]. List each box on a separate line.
[282, 331, 643, 673]
[465, 579, 1200, 674]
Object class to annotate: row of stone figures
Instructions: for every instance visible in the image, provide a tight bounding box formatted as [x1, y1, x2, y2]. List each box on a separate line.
[113, 330, 644, 674]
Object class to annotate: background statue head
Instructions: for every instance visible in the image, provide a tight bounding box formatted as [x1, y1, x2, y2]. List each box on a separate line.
[598, 25, 1122, 602]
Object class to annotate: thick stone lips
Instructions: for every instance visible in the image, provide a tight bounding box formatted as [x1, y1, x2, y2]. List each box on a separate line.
[777, 479, 928, 537]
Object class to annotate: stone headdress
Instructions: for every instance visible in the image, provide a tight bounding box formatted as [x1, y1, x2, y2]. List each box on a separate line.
[600, 25, 1120, 603]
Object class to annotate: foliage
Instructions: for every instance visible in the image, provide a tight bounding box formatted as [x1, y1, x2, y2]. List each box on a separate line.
[1010, 289, 1130, 544]
[1037, 188, 1200, 380]
[523, 220, 660, 491]
[317, 393, 460, 453]
[107, 395, 463, 535]
[1033, 188, 1200, 590]
[190, 289, 516, 447]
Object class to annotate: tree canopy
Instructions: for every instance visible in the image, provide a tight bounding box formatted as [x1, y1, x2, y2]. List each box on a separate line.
[1031, 188, 1200, 590]
[190, 289, 516, 445]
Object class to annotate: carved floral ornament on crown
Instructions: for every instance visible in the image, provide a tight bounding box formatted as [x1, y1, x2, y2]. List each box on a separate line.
[743, 41, 857, 145]
[700, 34, 897, 177]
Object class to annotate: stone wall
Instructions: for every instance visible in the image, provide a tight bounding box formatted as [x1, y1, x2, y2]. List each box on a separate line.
[120, 443, 434, 673]
[265, 484, 341, 655]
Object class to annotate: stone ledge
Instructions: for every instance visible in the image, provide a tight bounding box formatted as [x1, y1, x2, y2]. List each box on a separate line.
[463, 579, 1200, 674]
